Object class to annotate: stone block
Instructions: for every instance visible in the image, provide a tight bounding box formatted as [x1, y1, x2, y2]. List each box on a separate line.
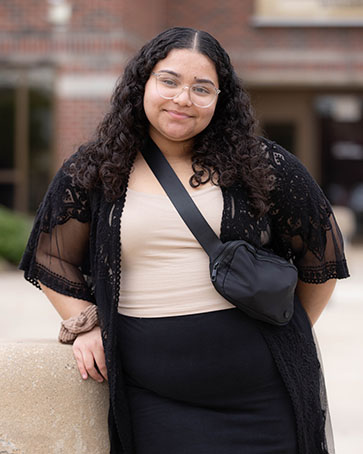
[0, 340, 109, 454]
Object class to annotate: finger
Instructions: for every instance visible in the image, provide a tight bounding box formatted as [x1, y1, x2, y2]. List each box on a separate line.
[93, 347, 108, 381]
[73, 346, 88, 380]
[82, 349, 105, 383]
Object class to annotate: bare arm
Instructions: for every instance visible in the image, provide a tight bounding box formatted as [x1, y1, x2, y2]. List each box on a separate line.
[40, 283, 107, 383]
[296, 279, 337, 326]
[40, 283, 93, 319]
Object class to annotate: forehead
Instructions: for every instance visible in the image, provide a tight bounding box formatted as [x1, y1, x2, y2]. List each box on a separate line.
[152, 49, 218, 83]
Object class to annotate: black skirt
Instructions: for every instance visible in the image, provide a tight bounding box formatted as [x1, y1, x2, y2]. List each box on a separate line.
[116, 307, 298, 454]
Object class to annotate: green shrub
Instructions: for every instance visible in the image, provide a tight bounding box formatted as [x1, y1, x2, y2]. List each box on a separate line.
[0, 205, 33, 265]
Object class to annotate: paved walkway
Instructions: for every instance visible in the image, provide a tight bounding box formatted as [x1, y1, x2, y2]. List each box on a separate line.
[0, 246, 362, 453]
[313, 245, 363, 453]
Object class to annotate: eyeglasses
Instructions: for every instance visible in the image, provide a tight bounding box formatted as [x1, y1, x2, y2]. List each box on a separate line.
[151, 72, 221, 108]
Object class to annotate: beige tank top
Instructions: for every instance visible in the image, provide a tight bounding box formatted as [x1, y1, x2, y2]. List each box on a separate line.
[118, 185, 235, 317]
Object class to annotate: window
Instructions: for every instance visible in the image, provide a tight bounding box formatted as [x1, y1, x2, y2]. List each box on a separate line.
[252, 0, 363, 27]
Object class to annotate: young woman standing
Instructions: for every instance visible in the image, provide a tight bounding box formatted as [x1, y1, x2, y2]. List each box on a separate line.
[21, 27, 349, 453]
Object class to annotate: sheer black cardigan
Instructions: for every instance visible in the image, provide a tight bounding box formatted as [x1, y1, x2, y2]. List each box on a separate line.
[20, 138, 349, 454]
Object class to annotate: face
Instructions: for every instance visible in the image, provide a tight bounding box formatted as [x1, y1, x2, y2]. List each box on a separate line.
[143, 48, 219, 149]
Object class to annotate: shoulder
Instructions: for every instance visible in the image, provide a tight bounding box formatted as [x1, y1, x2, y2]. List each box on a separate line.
[50, 151, 103, 199]
[258, 137, 323, 199]
[58, 150, 85, 180]
[259, 139, 333, 232]
[258, 137, 306, 175]
[48, 151, 80, 188]
[42, 153, 84, 207]
[38, 151, 103, 225]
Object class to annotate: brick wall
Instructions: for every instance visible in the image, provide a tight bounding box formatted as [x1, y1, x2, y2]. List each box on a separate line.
[166, 0, 253, 48]
[2, 0, 363, 178]
[122, 0, 167, 50]
[166, 0, 363, 84]
[0, 0, 167, 170]
[166, 0, 363, 52]
[0, 1, 123, 64]
[54, 96, 108, 168]
[0, 0, 48, 32]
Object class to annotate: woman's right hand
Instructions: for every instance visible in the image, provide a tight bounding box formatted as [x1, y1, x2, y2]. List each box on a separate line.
[72, 325, 108, 383]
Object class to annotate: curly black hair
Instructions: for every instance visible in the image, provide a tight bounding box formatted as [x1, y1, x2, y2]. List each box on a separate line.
[70, 26, 273, 216]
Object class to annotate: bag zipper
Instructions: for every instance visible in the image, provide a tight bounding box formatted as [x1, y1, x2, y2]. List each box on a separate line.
[211, 241, 296, 282]
[211, 242, 239, 281]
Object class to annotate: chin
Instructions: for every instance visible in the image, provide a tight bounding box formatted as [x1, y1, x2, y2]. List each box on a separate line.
[161, 130, 194, 142]
[150, 124, 197, 144]
[167, 135, 195, 143]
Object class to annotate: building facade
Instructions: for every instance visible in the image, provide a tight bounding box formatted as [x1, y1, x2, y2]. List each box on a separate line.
[1, 0, 363, 235]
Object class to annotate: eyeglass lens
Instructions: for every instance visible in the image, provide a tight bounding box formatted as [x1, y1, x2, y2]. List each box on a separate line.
[154, 74, 217, 107]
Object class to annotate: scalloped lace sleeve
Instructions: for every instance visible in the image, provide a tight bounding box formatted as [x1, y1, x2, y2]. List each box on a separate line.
[267, 143, 349, 284]
[19, 157, 94, 301]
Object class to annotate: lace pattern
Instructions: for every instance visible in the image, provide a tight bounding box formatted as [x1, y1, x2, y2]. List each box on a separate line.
[260, 299, 330, 454]
[19, 155, 94, 301]
[19, 139, 349, 453]
[267, 140, 348, 282]
[222, 139, 349, 283]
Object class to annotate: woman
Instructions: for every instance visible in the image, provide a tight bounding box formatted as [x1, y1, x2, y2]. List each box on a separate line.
[20, 27, 349, 454]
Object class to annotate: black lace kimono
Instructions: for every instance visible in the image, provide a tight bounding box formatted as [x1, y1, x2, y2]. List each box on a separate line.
[20, 138, 349, 454]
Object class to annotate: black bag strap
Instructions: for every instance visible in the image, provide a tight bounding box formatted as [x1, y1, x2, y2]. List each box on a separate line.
[141, 139, 223, 260]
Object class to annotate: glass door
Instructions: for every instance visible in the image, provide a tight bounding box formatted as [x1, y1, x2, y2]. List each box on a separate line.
[316, 95, 363, 237]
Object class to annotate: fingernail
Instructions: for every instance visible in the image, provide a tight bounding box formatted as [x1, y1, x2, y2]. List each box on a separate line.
[82, 374, 87, 379]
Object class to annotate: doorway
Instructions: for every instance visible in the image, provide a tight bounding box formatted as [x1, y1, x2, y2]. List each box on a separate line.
[316, 95, 363, 237]
[0, 67, 54, 213]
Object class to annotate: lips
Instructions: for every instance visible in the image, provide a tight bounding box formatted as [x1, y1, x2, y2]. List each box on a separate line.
[165, 109, 192, 120]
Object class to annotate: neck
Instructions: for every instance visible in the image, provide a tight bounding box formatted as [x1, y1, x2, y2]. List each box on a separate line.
[149, 130, 193, 164]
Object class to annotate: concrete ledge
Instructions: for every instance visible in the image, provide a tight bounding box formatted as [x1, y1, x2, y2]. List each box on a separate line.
[0, 340, 109, 454]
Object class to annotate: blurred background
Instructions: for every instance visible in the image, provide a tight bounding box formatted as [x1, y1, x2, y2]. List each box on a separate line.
[0, 0, 362, 452]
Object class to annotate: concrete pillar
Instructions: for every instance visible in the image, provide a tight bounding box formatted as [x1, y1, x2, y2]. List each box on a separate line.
[0, 340, 109, 454]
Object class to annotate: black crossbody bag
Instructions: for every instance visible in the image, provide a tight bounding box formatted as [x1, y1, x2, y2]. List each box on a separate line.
[141, 140, 298, 326]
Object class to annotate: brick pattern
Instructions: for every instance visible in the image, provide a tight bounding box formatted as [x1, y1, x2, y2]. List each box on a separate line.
[167, 0, 363, 50]
[0, 0, 165, 58]
[54, 97, 109, 168]
[0, 0, 123, 33]
[1, 0, 363, 176]
[122, 0, 167, 47]
[166, 0, 252, 46]
[0, 0, 48, 32]
[166, 0, 363, 77]
[0, 0, 166, 170]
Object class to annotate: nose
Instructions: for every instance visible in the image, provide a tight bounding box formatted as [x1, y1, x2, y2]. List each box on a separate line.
[172, 86, 193, 107]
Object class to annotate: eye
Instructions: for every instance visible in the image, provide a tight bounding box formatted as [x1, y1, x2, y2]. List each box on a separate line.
[159, 76, 179, 88]
[192, 85, 212, 96]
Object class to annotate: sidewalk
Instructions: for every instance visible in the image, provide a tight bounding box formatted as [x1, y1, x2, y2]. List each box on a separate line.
[313, 244, 363, 453]
[0, 246, 362, 453]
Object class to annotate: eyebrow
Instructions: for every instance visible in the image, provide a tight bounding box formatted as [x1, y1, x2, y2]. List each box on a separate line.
[157, 69, 217, 87]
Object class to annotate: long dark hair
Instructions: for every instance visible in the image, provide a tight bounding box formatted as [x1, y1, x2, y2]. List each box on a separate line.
[70, 26, 273, 215]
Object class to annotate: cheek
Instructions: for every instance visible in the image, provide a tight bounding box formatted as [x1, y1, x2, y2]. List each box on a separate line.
[143, 99, 152, 124]
[143, 97, 161, 128]
[201, 108, 216, 129]
[143, 81, 160, 122]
